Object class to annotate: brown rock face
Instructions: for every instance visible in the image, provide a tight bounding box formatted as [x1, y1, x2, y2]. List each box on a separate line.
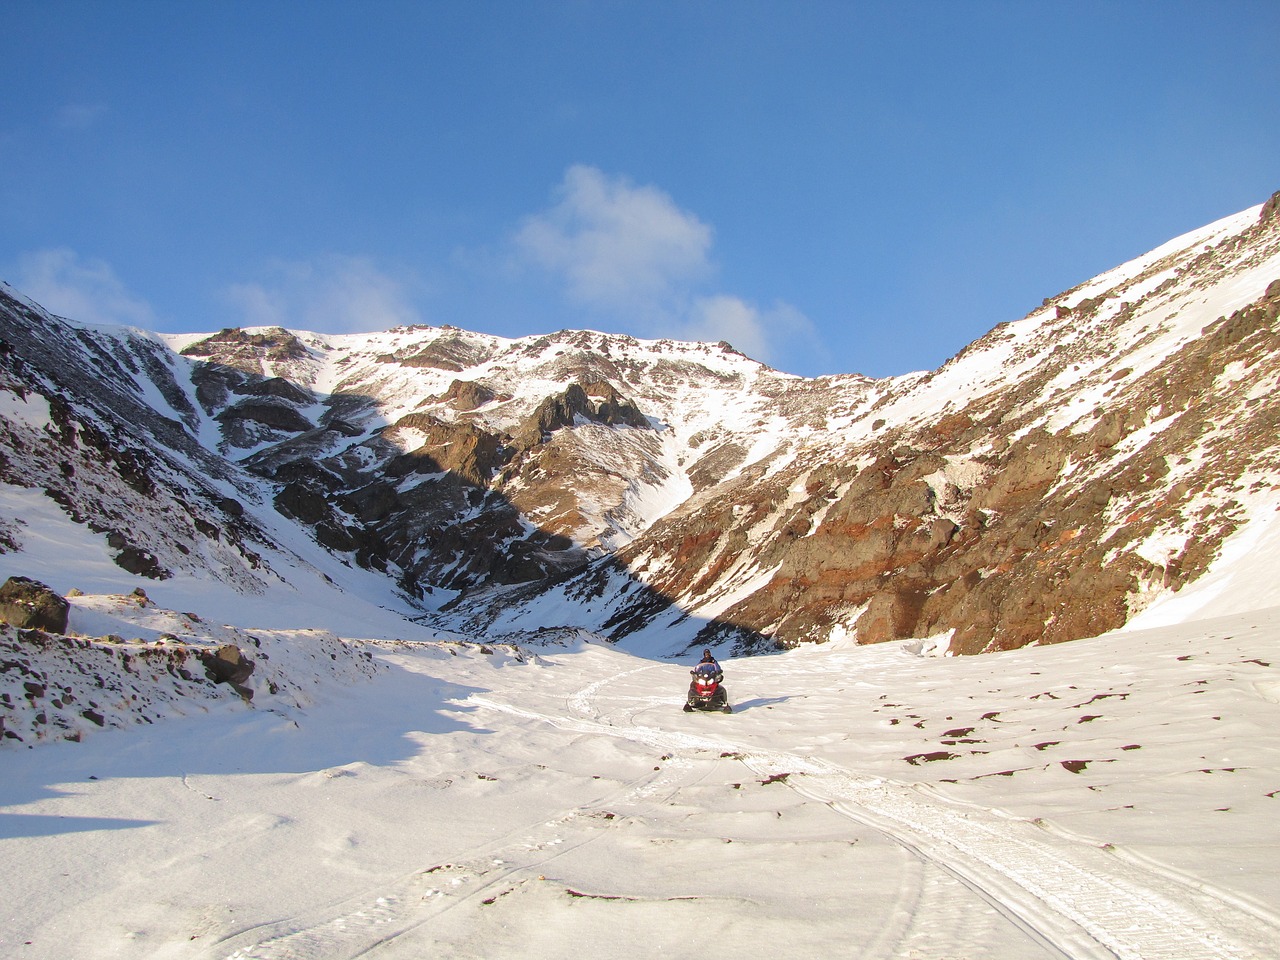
[1260, 190, 1280, 223]
[386, 414, 508, 487]
[440, 379, 499, 411]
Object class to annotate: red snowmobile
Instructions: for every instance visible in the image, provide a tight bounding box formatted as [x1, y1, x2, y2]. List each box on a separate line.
[685, 661, 732, 713]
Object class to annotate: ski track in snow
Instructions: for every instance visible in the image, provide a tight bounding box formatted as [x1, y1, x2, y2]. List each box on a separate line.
[216, 765, 676, 960]
[213, 659, 1280, 960]
[478, 669, 1280, 960]
[215, 670, 708, 960]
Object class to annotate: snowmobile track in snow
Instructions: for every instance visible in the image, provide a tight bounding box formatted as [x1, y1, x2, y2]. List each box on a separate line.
[216, 784, 650, 960]
[467, 670, 1280, 960]
[212, 714, 711, 960]
[214, 666, 1280, 960]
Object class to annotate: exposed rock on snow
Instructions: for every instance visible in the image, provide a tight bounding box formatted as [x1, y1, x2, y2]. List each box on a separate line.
[0, 591, 383, 746]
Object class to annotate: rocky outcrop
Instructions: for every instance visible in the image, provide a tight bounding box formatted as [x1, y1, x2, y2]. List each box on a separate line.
[0, 577, 69, 633]
[514, 382, 649, 448]
[439, 379, 501, 411]
[385, 414, 508, 486]
[235, 376, 314, 404]
[180, 327, 310, 375]
[1260, 190, 1280, 224]
[380, 328, 495, 371]
[107, 534, 172, 580]
[217, 400, 313, 434]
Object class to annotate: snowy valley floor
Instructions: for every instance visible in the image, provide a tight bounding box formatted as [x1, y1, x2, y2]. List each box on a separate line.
[3, 607, 1280, 960]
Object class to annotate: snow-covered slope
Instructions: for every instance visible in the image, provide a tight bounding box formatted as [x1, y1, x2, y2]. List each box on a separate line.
[2, 191, 1279, 660]
[453, 196, 1280, 656]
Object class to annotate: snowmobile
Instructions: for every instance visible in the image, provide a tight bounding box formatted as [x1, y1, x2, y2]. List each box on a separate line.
[684, 662, 732, 713]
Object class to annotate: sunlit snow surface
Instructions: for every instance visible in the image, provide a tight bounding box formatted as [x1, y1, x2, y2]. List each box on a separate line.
[2, 582, 1278, 958]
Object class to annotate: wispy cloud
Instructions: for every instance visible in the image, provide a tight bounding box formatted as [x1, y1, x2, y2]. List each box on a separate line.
[10, 248, 158, 328]
[52, 103, 109, 132]
[686, 295, 821, 366]
[515, 164, 713, 314]
[223, 255, 423, 333]
[515, 165, 819, 368]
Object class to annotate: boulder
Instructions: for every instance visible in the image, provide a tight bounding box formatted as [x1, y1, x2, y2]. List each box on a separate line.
[0, 577, 69, 633]
[197, 644, 255, 699]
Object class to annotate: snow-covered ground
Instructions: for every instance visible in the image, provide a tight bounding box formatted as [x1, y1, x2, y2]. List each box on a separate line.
[2, 572, 1278, 958]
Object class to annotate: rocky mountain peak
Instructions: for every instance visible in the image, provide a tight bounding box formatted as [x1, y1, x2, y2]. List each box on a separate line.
[181, 326, 312, 376]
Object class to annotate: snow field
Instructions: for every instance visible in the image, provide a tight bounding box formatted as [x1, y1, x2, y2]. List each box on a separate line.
[3, 602, 1278, 959]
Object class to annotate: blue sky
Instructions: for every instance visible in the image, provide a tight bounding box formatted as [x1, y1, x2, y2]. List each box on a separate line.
[2, 2, 1277, 378]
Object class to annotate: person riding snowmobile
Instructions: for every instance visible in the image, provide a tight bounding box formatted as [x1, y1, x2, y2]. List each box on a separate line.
[685, 648, 731, 713]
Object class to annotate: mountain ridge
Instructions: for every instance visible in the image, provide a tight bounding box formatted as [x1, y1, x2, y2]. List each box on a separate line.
[1, 192, 1278, 657]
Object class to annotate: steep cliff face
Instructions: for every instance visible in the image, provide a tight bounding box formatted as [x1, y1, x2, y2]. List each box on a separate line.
[2, 193, 1278, 656]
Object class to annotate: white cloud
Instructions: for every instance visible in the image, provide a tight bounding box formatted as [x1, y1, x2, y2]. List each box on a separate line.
[53, 103, 109, 132]
[686, 295, 821, 368]
[10, 248, 158, 328]
[687, 295, 770, 360]
[223, 255, 423, 333]
[515, 165, 713, 312]
[514, 166, 824, 371]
